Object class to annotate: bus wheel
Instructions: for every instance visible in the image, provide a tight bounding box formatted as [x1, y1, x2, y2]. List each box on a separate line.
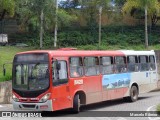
[129, 86, 138, 102]
[73, 94, 80, 113]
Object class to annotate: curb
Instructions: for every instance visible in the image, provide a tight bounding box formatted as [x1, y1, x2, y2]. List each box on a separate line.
[150, 88, 160, 92]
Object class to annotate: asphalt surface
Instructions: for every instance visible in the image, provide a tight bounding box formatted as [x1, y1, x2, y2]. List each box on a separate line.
[0, 91, 160, 120]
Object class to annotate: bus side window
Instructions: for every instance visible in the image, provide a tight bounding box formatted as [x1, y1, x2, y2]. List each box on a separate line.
[84, 57, 99, 76]
[139, 56, 149, 71]
[115, 56, 127, 73]
[100, 56, 114, 74]
[149, 56, 156, 71]
[127, 56, 139, 72]
[52, 61, 68, 86]
[70, 57, 83, 78]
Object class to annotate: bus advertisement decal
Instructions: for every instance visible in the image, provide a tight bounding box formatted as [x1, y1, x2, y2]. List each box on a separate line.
[102, 73, 131, 90]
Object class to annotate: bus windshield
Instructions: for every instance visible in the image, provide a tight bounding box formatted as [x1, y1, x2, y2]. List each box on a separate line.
[13, 54, 49, 91]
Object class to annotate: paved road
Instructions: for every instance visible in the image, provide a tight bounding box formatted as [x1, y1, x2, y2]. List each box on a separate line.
[0, 91, 160, 120]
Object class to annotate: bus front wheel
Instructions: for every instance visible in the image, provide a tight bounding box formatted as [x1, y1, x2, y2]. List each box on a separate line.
[129, 86, 138, 102]
[72, 94, 80, 113]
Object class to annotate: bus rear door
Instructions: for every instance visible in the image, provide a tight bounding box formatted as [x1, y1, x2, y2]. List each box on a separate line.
[149, 55, 157, 90]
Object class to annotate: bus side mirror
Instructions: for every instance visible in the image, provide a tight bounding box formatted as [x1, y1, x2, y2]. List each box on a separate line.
[2, 62, 12, 76]
[53, 60, 61, 70]
[57, 63, 61, 70]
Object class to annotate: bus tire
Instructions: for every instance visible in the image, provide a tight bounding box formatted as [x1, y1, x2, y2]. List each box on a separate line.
[129, 86, 138, 102]
[72, 94, 80, 113]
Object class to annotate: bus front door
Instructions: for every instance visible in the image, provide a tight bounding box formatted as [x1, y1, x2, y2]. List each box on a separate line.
[52, 60, 72, 111]
[52, 84, 72, 111]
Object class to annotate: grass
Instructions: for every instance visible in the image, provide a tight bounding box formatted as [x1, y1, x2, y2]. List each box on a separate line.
[157, 104, 160, 115]
[0, 46, 34, 82]
[1, 44, 160, 82]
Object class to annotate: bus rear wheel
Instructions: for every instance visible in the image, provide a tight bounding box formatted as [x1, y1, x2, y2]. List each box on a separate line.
[129, 86, 138, 102]
[72, 94, 80, 113]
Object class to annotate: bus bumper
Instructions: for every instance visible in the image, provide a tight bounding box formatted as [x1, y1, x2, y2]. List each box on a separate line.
[12, 100, 53, 111]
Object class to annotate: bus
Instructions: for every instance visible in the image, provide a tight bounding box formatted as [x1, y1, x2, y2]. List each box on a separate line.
[12, 49, 158, 112]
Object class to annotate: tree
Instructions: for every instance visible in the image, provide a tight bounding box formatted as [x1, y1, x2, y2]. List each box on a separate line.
[114, 0, 126, 8]
[15, 0, 76, 48]
[59, 0, 111, 28]
[80, 0, 111, 25]
[0, 0, 15, 21]
[122, 0, 160, 49]
[15, 0, 54, 31]
[79, 0, 111, 44]
[15, 0, 56, 48]
[150, 0, 160, 27]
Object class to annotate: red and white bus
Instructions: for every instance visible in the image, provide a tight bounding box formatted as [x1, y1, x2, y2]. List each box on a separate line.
[12, 49, 158, 112]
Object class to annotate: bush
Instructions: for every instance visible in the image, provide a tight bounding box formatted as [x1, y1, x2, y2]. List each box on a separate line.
[9, 25, 160, 48]
[58, 31, 96, 47]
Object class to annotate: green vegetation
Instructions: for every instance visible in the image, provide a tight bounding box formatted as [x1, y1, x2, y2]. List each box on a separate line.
[0, 0, 15, 20]
[1, 0, 160, 49]
[0, 47, 33, 82]
[9, 26, 160, 48]
[1, 0, 160, 81]
[123, 0, 160, 49]
[157, 104, 160, 114]
[1, 44, 160, 82]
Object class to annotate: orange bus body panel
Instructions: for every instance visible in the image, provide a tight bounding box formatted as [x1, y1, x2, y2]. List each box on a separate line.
[14, 50, 129, 111]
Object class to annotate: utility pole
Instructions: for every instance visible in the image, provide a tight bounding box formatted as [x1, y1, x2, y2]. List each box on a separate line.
[40, 9, 44, 49]
[145, 5, 148, 49]
[54, 0, 58, 48]
[98, 6, 102, 50]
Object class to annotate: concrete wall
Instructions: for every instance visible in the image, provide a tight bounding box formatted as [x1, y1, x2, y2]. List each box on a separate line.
[0, 81, 12, 104]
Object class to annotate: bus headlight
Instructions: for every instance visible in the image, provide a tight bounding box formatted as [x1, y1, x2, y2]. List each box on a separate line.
[12, 94, 19, 102]
[39, 93, 51, 103]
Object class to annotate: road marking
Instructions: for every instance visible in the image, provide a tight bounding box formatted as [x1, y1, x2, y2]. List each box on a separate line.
[147, 105, 156, 112]
[147, 105, 160, 120]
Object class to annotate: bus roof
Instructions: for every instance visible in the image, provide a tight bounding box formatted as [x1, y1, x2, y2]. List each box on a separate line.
[17, 50, 124, 57]
[16, 50, 155, 57]
[119, 50, 155, 56]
